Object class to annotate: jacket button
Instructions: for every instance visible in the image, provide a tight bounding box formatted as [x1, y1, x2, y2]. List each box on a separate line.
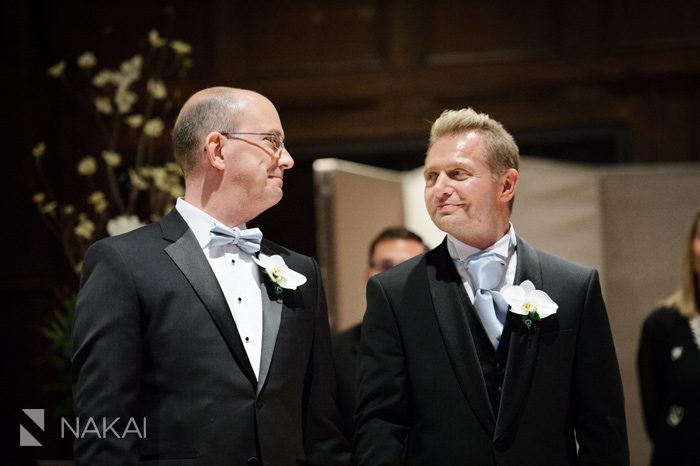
[255, 399, 264, 409]
[247, 457, 261, 466]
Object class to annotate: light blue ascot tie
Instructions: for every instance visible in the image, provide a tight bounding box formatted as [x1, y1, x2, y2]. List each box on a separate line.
[209, 224, 263, 255]
[464, 252, 509, 349]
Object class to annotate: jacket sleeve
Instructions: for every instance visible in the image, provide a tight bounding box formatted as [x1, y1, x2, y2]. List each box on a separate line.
[572, 270, 630, 466]
[637, 310, 666, 440]
[353, 277, 410, 466]
[72, 240, 142, 465]
[303, 257, 351, 466]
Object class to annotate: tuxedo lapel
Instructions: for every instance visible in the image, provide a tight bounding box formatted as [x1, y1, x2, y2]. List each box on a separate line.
[160, 209, 257, 387]
[256, 243, 282, 395]
[428, 239, 496, 434]
[495, 237, 542, 439]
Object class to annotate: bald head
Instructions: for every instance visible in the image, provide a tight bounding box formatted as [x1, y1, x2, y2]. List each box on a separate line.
[172, 87, 269, 174]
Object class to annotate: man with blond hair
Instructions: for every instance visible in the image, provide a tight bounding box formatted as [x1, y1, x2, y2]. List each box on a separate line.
[354, 108, 629, 465]
[73, 87, 349, 466]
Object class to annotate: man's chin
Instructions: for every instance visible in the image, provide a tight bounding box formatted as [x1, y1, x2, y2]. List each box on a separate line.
[431, 215, 462, 237]
[265, 191, 283, 208]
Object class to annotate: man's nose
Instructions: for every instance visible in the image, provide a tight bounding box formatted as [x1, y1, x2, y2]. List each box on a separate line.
[433, 173, 452, 194]
[278, 148, 294, 170]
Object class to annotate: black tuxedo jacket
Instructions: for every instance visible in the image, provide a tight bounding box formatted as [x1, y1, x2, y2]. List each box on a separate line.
[331, 323, 362, 442]
[354, 237, 629, 466]
[72, 209, 349, 466]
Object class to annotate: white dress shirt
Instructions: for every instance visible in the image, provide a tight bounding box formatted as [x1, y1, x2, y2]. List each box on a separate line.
[446, 224, 518, 304]
[176, 198, 263, 379]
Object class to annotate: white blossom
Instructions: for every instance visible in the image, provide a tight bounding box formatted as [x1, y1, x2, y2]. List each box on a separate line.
[47, 61, 66, 78]
[101, 150, 122, 167]
[106, 215, 145, 236]
[170, 40, 192, 55]
[94, 96, 113, 114]
[88, 191, 108, 214]
[125, 114, 144, 128]
[75, 213, 95, 239]
[77, 156, 97, 175]
[148, 29, 166, 48]
[147, 79, 167, 100]
[143, 118, 164, 137]
[32, 142, 46, 158]
[502, 280, 558, 320]
[77, 51, 97, 69]
[252, 254, 307, 291]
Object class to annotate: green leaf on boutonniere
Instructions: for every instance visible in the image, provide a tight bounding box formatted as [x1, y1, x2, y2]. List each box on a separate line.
[522, 311, 541, 330]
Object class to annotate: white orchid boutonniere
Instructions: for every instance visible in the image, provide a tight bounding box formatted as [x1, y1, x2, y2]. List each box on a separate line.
[253, 253, 307, 295]
[502, 280, 558, 330]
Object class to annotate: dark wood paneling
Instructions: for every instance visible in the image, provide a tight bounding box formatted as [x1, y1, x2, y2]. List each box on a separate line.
[603, 0, 700, 51]
[424, 0, 564, 65]
[233, 1, 390, 76]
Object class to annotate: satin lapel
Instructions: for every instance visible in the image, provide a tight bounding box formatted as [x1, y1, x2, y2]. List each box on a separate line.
[256, 244, 282, 395]
[495, 237, 542, 439]
[428, 239, 496, 434]
[161, 210, 257, 387]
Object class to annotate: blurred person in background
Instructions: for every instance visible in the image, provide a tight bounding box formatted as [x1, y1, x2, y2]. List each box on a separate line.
[331, 227, 427, 442]
[638, 209, 700, 466]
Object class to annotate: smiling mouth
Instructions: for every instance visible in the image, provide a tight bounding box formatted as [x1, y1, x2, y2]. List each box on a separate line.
[436, 203, 461, 211]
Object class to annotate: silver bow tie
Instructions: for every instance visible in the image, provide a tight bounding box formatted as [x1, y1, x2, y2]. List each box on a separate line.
[209, 224, 263, 255]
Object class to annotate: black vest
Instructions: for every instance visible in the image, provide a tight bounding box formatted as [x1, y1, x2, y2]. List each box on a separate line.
[466, 304, 510, 418]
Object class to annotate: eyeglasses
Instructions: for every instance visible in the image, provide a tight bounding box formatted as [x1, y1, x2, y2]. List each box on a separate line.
[219, 131, 285, 158]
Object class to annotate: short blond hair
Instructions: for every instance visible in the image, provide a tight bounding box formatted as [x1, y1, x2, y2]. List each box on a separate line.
[662, 209, 700, 318]
[429, 108, 519, 176]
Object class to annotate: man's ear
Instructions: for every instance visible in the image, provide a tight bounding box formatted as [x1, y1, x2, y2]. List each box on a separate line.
[204, 132, 226, 170]
[500, 168, 519, 203]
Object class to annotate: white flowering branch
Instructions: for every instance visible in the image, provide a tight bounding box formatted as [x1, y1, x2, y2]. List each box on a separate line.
[33, 27, 193, 274]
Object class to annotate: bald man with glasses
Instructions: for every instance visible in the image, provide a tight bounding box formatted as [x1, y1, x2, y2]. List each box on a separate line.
[72, 87, 350, 466]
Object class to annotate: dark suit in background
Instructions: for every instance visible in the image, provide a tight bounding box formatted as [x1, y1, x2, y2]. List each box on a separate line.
[330, 227, 426, 443]
[332, 324, 362, 442]
[639, 307, 700, 466]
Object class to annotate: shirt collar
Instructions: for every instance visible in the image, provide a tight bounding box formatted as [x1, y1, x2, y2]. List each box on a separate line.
[175, 198, 247, 249]
[447, 224, 517, 262]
